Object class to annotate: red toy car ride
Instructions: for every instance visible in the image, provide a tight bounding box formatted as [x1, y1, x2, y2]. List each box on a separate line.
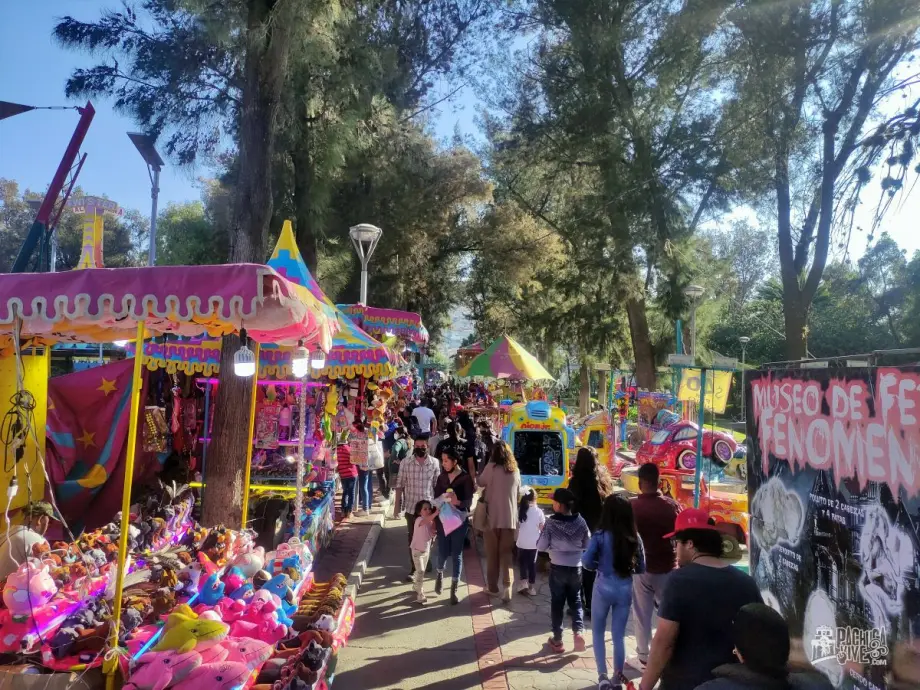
[635, 421, 737, 472]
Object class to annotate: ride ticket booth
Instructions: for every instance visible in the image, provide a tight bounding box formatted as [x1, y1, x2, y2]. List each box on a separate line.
[502, 401, 574, 506]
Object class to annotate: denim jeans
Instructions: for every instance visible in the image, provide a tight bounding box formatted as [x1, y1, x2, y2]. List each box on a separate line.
[518, 548, 537, 585]
[340, 476, 356, 515]
[592, 573, 633, 678]
[356, 468, 372, 510]
[549, 565, 583, 640]
[435, 520, 468, 580]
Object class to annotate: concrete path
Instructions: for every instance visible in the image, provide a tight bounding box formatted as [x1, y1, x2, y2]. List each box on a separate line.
[335, 521, 647, 690]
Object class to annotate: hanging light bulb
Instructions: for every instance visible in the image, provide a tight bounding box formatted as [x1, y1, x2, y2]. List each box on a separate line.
[113, 340, 129, 347]
[234, 328, 256, 377]
[310, 348, 326, 370]
[292, 341, 310, 378]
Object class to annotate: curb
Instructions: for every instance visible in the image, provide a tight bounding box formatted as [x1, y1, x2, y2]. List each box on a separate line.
[344, 512, 384, 601]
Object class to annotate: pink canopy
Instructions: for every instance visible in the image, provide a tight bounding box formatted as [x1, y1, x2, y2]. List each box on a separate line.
[0, 263, 336, 349]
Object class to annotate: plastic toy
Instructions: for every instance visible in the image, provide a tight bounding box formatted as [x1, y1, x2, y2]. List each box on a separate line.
[2, 560, 58, 616]
[124, 649, 202, 690]
[635, 420, 737, 470]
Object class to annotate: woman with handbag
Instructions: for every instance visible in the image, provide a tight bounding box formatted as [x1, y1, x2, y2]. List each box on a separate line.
[477, 441, 521, 602]
[433, 446, 475, 604]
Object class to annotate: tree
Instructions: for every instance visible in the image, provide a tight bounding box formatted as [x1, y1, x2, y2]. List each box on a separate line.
[726, 0, 920, 359]
[703, 220, 777, 306]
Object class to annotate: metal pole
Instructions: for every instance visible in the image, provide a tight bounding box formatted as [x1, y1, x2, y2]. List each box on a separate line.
[740, 345, 747, 423]
[200, 382, 211, 494]
[147, 166, 160, 266]
[294, 382, 307, 537]
[240, 343, 261, 530]
[694, 368, 707, 508]
[359, 261, 369, 305]
[104, 321, 146, 690]
[690, 306, 697, 357]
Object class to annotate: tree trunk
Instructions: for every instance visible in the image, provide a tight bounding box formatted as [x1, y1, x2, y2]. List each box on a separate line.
[598, 370, 608, 410]
[578, 356, 591, 416]
[292, 147, 319, 274]
[202, 0, 291, 528]
[626, 296, 656, 391]
[782, 292, 808, 361]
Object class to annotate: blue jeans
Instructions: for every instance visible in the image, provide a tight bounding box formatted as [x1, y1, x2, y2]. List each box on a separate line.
[340, 476, 356, 515]
[592, 573, 633, 677]
[435, 520, 468, 580]
[357, 468, 372, 510]
[549, 565, 583, 640]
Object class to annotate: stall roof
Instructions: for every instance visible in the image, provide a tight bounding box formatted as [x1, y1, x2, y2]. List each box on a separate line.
[337, 303, 429, 346]
[0, 263, 337, 348]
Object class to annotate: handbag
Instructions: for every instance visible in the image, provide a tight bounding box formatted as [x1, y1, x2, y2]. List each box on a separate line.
[472, 486, 490, 532]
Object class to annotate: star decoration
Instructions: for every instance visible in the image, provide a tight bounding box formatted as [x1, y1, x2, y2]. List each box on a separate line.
[97, 378, 117, 396]
[77, 429, 96, 449]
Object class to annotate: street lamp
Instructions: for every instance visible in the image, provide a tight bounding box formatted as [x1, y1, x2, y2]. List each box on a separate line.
[349, 223, 383, 305]
[683, 284, 705, 357]
[127, 132, 164, 266]
[739, 336, 751, 421]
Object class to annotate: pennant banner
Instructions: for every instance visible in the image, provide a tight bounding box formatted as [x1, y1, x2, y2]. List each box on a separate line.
[0, 101, 36, 120]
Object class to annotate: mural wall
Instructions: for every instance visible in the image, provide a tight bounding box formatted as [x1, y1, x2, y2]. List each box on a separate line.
[746, 366, 919, 690]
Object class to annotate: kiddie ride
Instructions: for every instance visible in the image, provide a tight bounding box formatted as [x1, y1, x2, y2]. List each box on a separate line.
[620, 419, 749, 556]
[502, 401, 574, 506]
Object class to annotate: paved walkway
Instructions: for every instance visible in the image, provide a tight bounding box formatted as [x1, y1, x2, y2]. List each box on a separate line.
[335, 518, 647, 690]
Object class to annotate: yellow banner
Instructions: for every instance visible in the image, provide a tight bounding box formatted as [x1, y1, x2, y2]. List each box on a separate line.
[678, 368, 733, 414]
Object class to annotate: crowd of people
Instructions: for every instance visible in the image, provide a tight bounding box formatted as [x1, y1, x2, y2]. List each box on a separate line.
[336, 383, 831, 690]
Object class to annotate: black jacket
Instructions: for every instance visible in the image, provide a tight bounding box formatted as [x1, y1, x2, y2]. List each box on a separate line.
[695, 664, 834, 690]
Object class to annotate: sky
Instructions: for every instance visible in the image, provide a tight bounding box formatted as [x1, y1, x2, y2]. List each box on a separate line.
[2, 1, 918, 267]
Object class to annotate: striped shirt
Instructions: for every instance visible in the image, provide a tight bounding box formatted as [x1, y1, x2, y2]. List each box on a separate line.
[336, 444, 357, 479]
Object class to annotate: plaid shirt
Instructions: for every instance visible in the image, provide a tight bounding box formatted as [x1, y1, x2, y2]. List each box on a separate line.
[394, 454, 440, 516]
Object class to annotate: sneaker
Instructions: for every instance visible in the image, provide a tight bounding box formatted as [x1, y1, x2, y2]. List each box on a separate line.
[501, 587, 512, 603]
[547, 637, 565, 654]
[518, 585, 530, 596]
[573, 632, 586, 652]
[615, 672, 631, 686]
[527, 585, 537, 596]
[416, 594, 427, 605]
[486, 588, 501, 598]
[353, 509, 364, 517]
[598, 676, 613, 690]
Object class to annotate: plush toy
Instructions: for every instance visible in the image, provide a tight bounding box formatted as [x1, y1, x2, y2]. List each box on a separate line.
[228, 618, 286, 646]
[228, 583, 253, 602]
[197, 573, 225, 606]
[212, 598, 247, 623]
[124, 649, 202, 690]
[177, 562, 202, 596]
[172, 662, 250, 690]
[221, 637, 274, 670]
[261, 574, 295, 616]
[252, 569, 272, 590]
[222, 567, 246, 595]
[153, 612, 228, 654]
[230, 546, 265, 578]
[2, 560, 57, 615]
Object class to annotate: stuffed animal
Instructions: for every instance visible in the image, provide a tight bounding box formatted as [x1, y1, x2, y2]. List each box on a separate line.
[2, 560, 57, 615]
[153, 612, 228, 654]
[230, 546, 265, 578]
[197, 573, 225, 606]
[172, 662, 250, 690]
[228, 583, 253, 601]
[177, 562, 202, 596]
[262, 574, 295, 614]
[252, 569, 272, 590]
[222, 567, 246, 595]
[220, 637, 274, 670]
[124, 649, 202, 690]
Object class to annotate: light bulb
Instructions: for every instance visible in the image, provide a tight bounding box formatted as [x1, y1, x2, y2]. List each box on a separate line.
[113, 340, 129, 347]
[292, 345, 310, 378]
[234, 343, 256, 377]
[384, 330, 395, 338]
[310, 349, 326, 369]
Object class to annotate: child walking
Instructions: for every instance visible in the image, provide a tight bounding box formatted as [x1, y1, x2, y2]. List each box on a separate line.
[337, 441, 358, 519]
[410, 500, 439, 604]
[516, 486, 545, 596]
[583, 494, 646, 690]
[536, 487, 591, 653]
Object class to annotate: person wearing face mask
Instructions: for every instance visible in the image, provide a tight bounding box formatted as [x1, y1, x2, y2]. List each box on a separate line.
[393, 435, 441, 582]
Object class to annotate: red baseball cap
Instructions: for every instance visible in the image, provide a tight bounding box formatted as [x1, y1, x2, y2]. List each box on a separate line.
[663, 507, 720, 538]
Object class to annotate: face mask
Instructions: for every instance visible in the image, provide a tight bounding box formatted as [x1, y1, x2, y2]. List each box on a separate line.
[413, 447, 427, 457]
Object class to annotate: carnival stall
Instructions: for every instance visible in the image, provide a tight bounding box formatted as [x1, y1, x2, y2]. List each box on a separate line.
[0, 262, 358, 689]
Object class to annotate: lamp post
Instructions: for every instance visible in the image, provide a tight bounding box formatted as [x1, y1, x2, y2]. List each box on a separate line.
[683, 284, 705, 358]
[127, 132, 164, 266]
[349, 223, 383, 305]
[739, 336, 751, 421]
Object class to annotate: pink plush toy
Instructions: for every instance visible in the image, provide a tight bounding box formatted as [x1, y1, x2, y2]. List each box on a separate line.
[172, 662, 250, 690]
[230, 547, 265, 578]
[209, 598, 247, 623]
[227, 619, 286, 646]
[220, 637, 273, 670]
[2, 560, 57, 616]
[197, 644, 230, 665]
[125, 649, 202, 690]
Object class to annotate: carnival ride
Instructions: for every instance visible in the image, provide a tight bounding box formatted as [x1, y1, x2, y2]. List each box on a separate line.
[501, 401, 574, 506]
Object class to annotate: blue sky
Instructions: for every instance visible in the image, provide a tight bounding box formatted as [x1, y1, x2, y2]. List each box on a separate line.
[2, 1, 917, 262]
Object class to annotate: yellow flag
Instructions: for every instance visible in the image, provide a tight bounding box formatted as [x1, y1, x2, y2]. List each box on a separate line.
[678, 368, 733, 413]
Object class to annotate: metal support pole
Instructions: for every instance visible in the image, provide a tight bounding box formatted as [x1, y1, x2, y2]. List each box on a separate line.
[740, 345, 747, 423]
[359, 264, 369, 306]
[200, 382, 211, 492]
[690, 308, 697, 358]
[148, 166, 160, 266]
[240, 343, 261, 530]
[693, 368, 707, 508]
[104, 321, 146, 690]
[294, 382, 307, 537]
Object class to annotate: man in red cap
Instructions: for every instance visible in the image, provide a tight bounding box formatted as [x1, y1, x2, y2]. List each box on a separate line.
[638, 507, 761, 690]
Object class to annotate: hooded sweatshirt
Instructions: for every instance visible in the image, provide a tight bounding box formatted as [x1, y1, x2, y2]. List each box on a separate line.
[536, 512, 590, 566]
[695, 664, 834, 690]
